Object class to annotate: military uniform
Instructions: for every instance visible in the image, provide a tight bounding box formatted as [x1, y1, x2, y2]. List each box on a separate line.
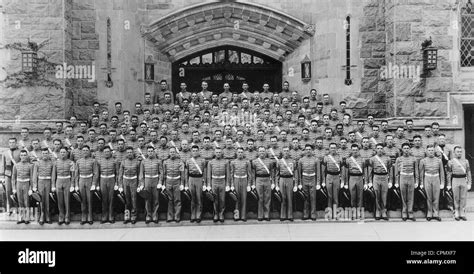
[244, 148, 258, 161]
[419, 156, 444, 219]
[345, 155, 366, 209]
[230, 158, 251, 220]
[119, 158, 140, 223]
[163, 157, 185, 222]
[33, 157, 54, 223]
[447, 158, 472, 219]
[410, 146, 426, 162]
[139, 155, 162, 222]
[322, 154, 343, 210]
[252, 157, 275, 220]
[208, 157, 229, 221]
[98, 156, 118, 222]
[201, 147, 215, 161]
[156, 145, 170, 162]
[12, 161, 33, 222]
[52, 157, 75, 224]
[395, 155, 419, 219]
[0, 148, 21, 213]
[276, 156, 297, 220]
[223, 146, 236, 161]
[298, 155, 319, 219]
[368, 155, 391, 218]
[186, 156, 206, 221]
[75, 156, 98, 223]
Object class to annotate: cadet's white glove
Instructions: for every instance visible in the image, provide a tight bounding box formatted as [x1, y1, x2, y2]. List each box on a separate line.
[251, 185, 256, 190]
[388, 183, 393, 188]
[395, 183, 399, 188]
[321, 183, 326, 188]
[468, 184, 472, 191]
[440, 184, 444, 190]
[70, 186, 75, 192]
[0, 176, 5, 183]
[28, 189, 33, 196]
[114, 185, 118, 191]
[51, 187, 56, 192]
[275, 186, 280, 191]
[363, 184, 368, 190]
[119, 187, 123, 193]
[368, 183, 373, 188]
[32, 187, 37, 192]
[298, 184, 302, 190]
[184, 186, 189, 191]
[293, 186, 297, 192]
[247, 186, 251, 192]
[447, 185, 451, 190]
[138, 185, 143, 192]
[230, 186, 235, 191]
[90, 185, 95, 191]
[157, 183, 162, 189]
[420, 184, 424, 189]
[340, 183, 344, 188]
[414, 183, 418, 188]
[271, 183, 275, 190]
[206, 185, 211, 191]
[344, 184, 348, 189]
[179, 184, 184, 191]
[12, 189, 17, 194]
[203, 185, 207, 192]
[316, 184, 321, 190]
[225, 186, 230, 192]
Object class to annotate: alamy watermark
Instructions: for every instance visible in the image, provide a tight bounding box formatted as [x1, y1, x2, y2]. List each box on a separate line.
[379, 62, 422, 82]
[55, 62, 96, 82]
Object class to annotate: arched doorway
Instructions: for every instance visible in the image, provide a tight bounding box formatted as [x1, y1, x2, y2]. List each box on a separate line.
[171, 46, 282, 94]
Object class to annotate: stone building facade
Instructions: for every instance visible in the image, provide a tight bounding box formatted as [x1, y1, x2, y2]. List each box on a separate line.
[1, 0, 474, 150]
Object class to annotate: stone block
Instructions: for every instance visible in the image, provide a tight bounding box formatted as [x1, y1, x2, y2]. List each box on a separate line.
[361, 77, 378, 92]
[81, 33, 99, 40]
[422, 9, 449, 27]
[88, 41, 100, 49]
[361, 31, 386, 43]
[432, 35, 453, 50]
[71, 10, 96, 21]
[79, 50, 95, 60]
[364, 58, 385, 69]
[72, 40, 89, 49]
[394, 5, 422, 22]
[424, 77, 452, 92]
[81, 22, 95, 33]
[0, 104, 20, 120]
[395, 23, 411, 41]
[359, 17, 376, 32]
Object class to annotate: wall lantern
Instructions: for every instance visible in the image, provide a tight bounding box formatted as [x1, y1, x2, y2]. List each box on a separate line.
[301, 55, 311, 81]
[21, 50, 38, 74]
[144, 55, 155, 82]
[422, 38, 438, 71]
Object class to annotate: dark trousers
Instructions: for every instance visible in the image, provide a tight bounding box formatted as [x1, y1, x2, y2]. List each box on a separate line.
[256, 177, 271, 219]
[424, 176, 440, 218]
[234, 177, 248, 220]
[373, 174, 388, 218]
[100, 177, 115, 221]
[212, 179, 226, 220]
[349, 176, 363, 208]
[56, 178, 71, 223]
[144, 178, 159, 221]
[37, 179, 51, 222]
[16, 181, 30, 222]
[400, 174, 415, 218]
[189, 177, 202, 220]
[166, 178, 181, 221]
[123, 178, 137, 221]
[279, 177, 293, 219]
[302, 175, 317, 219]
[78, 177, 93, 222]
[326, 174, 340, 208]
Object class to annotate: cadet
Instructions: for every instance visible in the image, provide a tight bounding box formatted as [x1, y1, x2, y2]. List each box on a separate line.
[447, 146, 472, 221]
[52, 147, 75, 225]
[298, 144, 320, 220]
[276, 146, 297, 221]
[186, 145, 206, 223]
[419, 145, 444, 221]
[12, 150, 33, 224]
[345, 144, 367, 217]
[395, 143, 419, 221]
[163, 147, 185, 223]
[230, 147, 252, 221]
[0, 137, 21, 214]
[244, 139, 258, 161]
[74, 145, 98, 225]
[208, 147, 229, 222]
[368, 143, 392, 220]
[223, 138, 236, 160]
[118, 146, 140, 224]
[139, 146, 162, 224]
[98, 146, 119, 223]
[252, 146, 276, 221]
[322, 143, 344, 212]
[33, 148, 54, 224]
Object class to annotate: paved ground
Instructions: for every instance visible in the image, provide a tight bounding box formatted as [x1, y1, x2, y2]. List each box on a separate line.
[1, 214, 473, 241]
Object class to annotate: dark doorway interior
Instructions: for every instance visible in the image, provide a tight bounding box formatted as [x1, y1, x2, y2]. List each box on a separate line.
[171, 46, 282, 95]
[463, 104, 474, 189]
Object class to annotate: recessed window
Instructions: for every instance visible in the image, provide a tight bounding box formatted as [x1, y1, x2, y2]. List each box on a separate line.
[461, 1, 474, 67]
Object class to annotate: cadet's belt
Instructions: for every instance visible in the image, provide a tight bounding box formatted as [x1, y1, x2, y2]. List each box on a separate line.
[123, 175, 137, 180]
[326, 171, 340, 176]
[145, 174, 159, 178]
[38, 176, 51, 180]
[424, 173, 439, 177]
[189, 174, 203, 178]
[280, 174, 293, 178]
[79, 174, 93, 178]
[349, 173, 363, 176]
[57, 175, 71, 179]
[17, 178, 30, 182]
[374, 172, 388, 176]
[452, 174, 467, 178]
[212, 175, 226, 179]
[302, 172, 316, 177]
[166, 175, 181, 180]
[233, 175, 247, 179]
[100, 174, 115, 178]
[256, 174, 270, 178]
[400, 172, 414, 176]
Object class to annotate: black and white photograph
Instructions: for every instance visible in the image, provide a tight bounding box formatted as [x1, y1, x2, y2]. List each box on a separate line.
[0, 0, 473, 272]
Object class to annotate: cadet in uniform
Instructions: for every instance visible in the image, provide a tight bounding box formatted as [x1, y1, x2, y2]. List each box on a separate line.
[163, 147, 185, 223]
[276, 146, 297, 221]
[419, 145, 444, 221]
[139, 146, 162, 224]
[74, 145, 98, 225]
[447, 146, 472, 221]
[368, 143, 392, 220]
[230, 147, 252, 221]
[298, 144, 320, 220]
[395, 143, 419, 221]
[208, 147, 229, 222]
[0, 137, 21, 214]
[33, 148, 54, 224]
[345, 144, 367, 217]
[98, 146, 119, 223]
[119, 147, 140, 224]
[186, 145, 206, 223]
[322, 143, 344, 213]
[12, 150, 33, 224]
[252, 146, 275, 221]
[52, 147, 75, 225]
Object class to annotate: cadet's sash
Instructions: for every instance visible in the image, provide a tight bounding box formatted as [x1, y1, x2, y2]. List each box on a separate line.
[375, 155, 388, 173]
[280, 158, 293, 176]
[257, 158, 270, 174]
[8, 150, 16, 165]
[191, 157, 203, 175]
[350, 156, 363, 173]
[453, 158, 467, 174]
[328, 155, 340, 172]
